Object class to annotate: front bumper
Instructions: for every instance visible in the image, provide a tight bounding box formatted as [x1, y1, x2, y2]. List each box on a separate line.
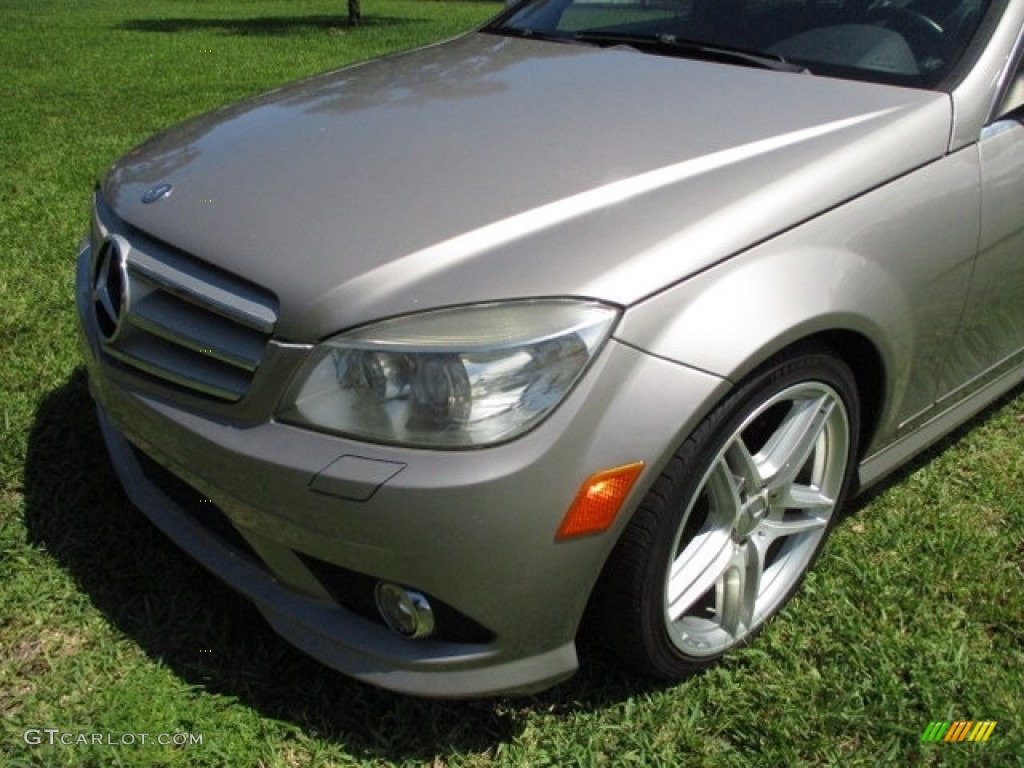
[76, 245, 727, 696]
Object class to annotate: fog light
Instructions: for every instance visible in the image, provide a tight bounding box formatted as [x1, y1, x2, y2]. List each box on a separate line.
[375, 582, 435, 639]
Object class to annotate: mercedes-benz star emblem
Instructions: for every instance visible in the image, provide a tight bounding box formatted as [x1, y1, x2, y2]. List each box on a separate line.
[141, 183, 173, 204]
[91, 236, 131, 343]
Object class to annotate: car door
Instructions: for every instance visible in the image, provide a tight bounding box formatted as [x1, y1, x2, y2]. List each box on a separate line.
[937, 47, 1024, 404]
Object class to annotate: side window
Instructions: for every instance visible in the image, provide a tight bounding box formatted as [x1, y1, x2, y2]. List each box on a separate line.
[996, 55, 1024, 118]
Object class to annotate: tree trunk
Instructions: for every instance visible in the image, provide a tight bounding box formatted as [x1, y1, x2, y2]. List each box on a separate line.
[348, 0, 362, 26]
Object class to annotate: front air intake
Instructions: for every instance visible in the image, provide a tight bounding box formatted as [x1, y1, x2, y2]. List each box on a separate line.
[90, 195, 278, 401]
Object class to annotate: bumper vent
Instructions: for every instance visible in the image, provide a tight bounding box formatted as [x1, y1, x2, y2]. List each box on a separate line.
[130, 444, 267, 568]
[90, 199, 278, 401]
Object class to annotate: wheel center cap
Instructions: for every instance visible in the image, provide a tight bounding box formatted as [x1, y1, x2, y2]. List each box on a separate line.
[735, 491, 770, 540]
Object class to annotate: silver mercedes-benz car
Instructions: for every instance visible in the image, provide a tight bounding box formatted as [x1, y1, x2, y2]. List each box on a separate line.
[76, 0, 1023, 696]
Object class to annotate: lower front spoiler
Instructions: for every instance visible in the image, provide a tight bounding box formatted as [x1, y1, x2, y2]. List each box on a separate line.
[96, 407, 577, 698]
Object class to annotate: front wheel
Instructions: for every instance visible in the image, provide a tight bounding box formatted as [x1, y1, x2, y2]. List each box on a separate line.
[590, 347, 860, 678]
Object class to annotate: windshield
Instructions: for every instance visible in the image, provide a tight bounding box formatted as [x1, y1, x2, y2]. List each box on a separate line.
[485, 0, 995, 88]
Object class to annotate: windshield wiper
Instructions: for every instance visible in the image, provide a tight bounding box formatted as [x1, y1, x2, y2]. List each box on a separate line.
[485, 25, 579, 44]
[572, 30, 809, 74]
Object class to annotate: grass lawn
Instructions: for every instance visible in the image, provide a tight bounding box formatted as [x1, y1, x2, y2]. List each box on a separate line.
[1, 0, 1021, 766]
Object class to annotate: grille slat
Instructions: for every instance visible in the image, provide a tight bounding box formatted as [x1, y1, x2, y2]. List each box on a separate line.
[128, 255, 275, 334]
[106, 328, 252, 400]
[130, 291, 264, 372]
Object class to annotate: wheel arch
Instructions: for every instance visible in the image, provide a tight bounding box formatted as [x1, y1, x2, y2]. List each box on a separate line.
[800, 329, 885, 473]
[614, 244, 910, 473]
[732, 329, 887, 475]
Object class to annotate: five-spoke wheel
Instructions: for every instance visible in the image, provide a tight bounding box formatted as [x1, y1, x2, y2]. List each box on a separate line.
[590, 347, 860, 678]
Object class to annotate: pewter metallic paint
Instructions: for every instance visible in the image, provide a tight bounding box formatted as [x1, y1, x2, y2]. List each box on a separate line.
[105, 35, 950, 340]
[78, 0, 1024, 696]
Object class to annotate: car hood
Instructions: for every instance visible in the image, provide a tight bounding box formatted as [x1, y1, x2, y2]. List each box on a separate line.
[104, 33, 952, 342]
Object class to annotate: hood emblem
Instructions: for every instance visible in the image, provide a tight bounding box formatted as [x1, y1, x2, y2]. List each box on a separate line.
[91, 235, 131, 343]
[141, 183, 173, 204]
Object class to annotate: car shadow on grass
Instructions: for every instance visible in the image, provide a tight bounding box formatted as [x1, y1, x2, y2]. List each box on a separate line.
[20, 368, 673, 760]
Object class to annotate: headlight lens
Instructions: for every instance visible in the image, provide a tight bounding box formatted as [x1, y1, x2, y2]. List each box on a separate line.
[278, 300, 619, 448]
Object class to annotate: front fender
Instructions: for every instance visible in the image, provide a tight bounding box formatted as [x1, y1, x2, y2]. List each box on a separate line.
[615, 145, 982, 455]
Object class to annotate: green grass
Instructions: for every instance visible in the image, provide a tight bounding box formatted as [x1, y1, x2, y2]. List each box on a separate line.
[1, 1, 1022, 766]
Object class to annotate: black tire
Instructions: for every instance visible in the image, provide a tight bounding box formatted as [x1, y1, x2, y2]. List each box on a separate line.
[588, 345, 860, 679]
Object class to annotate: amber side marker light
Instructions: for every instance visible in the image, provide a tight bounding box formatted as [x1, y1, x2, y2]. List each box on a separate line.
[556, 462, 645, 540]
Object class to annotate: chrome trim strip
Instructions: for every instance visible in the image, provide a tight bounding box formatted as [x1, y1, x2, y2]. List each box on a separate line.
[859, 359, 1024, 490]
[128, 291, 263, 371]
[104, 345, 246, 401]
[127, 313, 260, 372]
[128, 257, 276, 333]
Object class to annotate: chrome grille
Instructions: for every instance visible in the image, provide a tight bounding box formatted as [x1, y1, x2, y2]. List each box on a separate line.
[91, 199, 278, 401]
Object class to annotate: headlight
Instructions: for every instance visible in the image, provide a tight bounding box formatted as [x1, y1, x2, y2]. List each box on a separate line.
[278, 300, 619, 448]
